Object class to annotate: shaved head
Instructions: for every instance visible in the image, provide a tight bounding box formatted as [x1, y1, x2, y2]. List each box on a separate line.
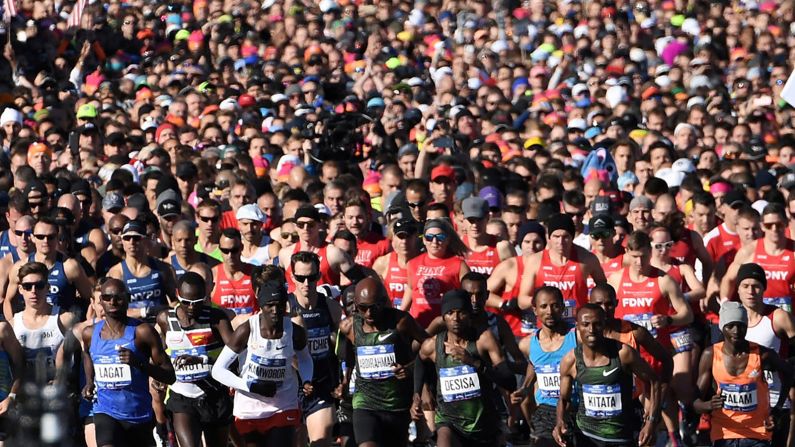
[354, 277, 388, 305]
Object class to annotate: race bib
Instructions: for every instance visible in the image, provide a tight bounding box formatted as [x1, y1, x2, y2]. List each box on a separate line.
[171, 347, 210, 382]
[536, 364, 561, 399]
[94, 355, 132, 390]
[392, 298, 402, 309]
[230, 306, 254, 315]
[562, 299, 577, 322]
[670, 328, 694, 353]
[624, 313, 655, 336]
[341, 361, 357, 394]
[721, 383, 758, 412]
[246, 354, 287, 386]
[764, 370, 791, 409]
[25, 347, 55, 370]
[439, 365, 480, 402]
[356, 344, 396, 380]
[582, 383, 622, 418]
[763, 297, 792, 313]
[521, 311, 537, 334]
[307, 327, 330, 357]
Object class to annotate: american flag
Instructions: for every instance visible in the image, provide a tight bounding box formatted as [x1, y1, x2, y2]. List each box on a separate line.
[67, 0, 86, 28]
[2, 0, 15, 22]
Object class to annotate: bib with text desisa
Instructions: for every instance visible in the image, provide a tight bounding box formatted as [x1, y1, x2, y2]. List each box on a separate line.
[94, 354, 132, 389]
[582, 383, 622, 418]
[356, 344, 395, 380]
[171, 346, 210, 382]
[245, 354, 287, 387]
[721, 382, 758, 412]
[439, 365, 481, 402]
[536, 364, 561, 399]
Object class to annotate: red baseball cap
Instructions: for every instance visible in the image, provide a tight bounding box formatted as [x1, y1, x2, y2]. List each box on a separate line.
[431, 164, 455, 182]
[238, 94, 256, 108]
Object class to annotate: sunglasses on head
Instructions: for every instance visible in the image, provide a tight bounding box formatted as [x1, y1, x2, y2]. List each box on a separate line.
[294, 273, 320, 284]
[424, 233, 448, 243]
[33, 233, 57, 241]
[20, 281, 47, 292]
[652, 241, 674, 250]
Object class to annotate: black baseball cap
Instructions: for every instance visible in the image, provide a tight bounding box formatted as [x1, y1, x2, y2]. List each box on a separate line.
[393, 218, 418, 236]
[589, 214, 615, 237]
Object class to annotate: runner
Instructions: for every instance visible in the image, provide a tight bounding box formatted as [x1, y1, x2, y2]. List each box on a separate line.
[211, 229, 257, 325]
[211, 281, 314, 445]
[168, 220, 216, 281]
[404, 218, 469, 327]
[0, 194, 29, 259]
[704, 190, 748, 272]
[0, 215, 35, 301]
[373, 218, 420, 309]
[413, 289, 515, 447]
[194, 200, 223, 262]
[343, 198, 391, 269]
[10, 262, 73, 382]
[0, 295, 23, 444]
[694, 301, 792, 447]
[460, 197, 513, 275]
[238, 204, 279, 267]
[487, 221, 546, 336]
[722, 203, 795, 312]
[733, 263, 795, 446]
[588, 214, 625, 289]
[279, 204, 367, 293]
[554, 305, 663, 447]
[338, 277, 428, 447]
[81, 278, 176, 447]
[96, 214, 130, 279]
[156, 272, 234, 447]
[288, 251, 344, 447]
[4, 216, 94, 320]
[512, 286, 576, 447]
[518, 213, 606, 323]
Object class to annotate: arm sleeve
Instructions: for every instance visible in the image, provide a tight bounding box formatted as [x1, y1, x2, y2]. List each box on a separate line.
[296, 346, 314, 384]
[344, 265, 367, 283]
[211, 346, 249, 392]
[414, 357, 428, 394]
[483, 361, 516, 392]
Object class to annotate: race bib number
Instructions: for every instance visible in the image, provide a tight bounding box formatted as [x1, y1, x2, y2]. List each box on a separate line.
[439, 365, 481, 402]
[720, 383, 758, 412]
[562, 299, 577, 322]
[763, 297, 792, 313]
[356, 344, 396, 380]
[582, 383, 622, 418]
[670, 329, 694, 353]
[171, 347, 210, 382]
[94, 355, 132, 390]
[624, 313, 655, 336]
[246, 354, 287, 386]
[536, 364, 561, 399]
[307, 327, 330, 357]
[764, 370, 791, 409]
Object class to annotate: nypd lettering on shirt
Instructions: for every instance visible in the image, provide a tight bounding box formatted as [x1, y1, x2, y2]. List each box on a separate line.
[356, 344, 396, 379]
[721, 383, 758, 412]
[439, 365, 481, 402]
[582, 383, 622, 418]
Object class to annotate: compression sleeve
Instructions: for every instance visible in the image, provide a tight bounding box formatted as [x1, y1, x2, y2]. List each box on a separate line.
[414, 357, 428, 394]
[211, 346, 249, 392]
[344, 264, 367, 283]
[296, 346, 314, 384]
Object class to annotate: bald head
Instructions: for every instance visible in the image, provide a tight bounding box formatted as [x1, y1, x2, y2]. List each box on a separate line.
[288, 166, 308, 190]
[109, 213, 130, 230]
[354, 277, 387, 306]
[652, 193, 675, 222]
[58, 193, 81, 220]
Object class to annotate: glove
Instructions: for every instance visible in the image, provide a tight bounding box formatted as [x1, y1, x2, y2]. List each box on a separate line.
[248, 380, 278, 397]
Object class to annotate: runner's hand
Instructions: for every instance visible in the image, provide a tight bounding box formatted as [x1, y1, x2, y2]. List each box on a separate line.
[638, 420, 656, 446]
[0, 396, 12, 416]
[391, 363, 409, 380]
[552, 422, 568, 447]
[410, 393, 423, 421]
[249, 380, 278, 397]
[509, 388, 526, 405]
[765, 414, 776, 431]
[175, 354, 203, 367]
[444, 342, 475, 366]
[710, 388, 724, 410]
[118, 348, 142, 368]
[81, 382, 95, 401]
[651, 314, 670, 329]
[332, 382, 344, 399]
[302, 381, 314, 397]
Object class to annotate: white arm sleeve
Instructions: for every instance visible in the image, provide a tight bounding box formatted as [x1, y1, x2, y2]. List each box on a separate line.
[211, 346, 250, 392]
[296, 346, 314, 384]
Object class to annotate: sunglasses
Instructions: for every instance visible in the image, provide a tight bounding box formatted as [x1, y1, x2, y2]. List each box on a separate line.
[424, 233, 448, 243]
[763, 221, 785, 230]
[282, 232, 299, 241]
[33, 233, 57, 241]
[99, 293, 124, 302]
[198, 215, 219, 223]
[294, 273, 320, 284]
[109, 227, 124, 235]
[29, 202, 44, 209]
[20, 281, 47, 292]
[296, 221, 316, 229]
[590, 232, 613, 240]
[395, 231, 415, 240]
[14, 230, 32, 238]
[178, 297, 205, 305]
[652, 241, 674, 250]
[220, 246, 241, 254]
[122, 235, 143, 242]
[356, 302, 382, 313]
[407, 201, 425, 208]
